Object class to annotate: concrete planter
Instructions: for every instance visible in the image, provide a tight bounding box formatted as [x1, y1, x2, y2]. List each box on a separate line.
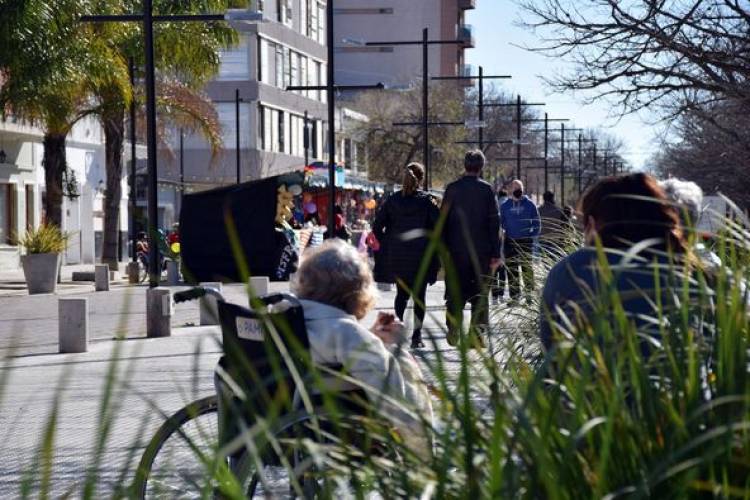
[21, 253, 61, 294]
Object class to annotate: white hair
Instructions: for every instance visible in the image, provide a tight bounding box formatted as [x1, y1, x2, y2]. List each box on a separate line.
[659, 178, 703, 221]
[292, 239, 377, 319]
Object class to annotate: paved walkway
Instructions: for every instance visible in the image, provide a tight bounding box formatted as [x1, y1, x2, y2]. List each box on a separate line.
[0, 281, 491, 497]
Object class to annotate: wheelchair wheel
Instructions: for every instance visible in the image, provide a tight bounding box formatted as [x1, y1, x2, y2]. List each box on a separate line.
[234, 408, 397, 499]
[132, 395, 221, 499]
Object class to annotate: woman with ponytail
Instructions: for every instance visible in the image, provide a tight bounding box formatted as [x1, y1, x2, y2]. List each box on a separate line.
[373, 162, 440, 348]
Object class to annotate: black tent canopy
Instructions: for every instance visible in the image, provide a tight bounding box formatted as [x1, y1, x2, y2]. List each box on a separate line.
[180, 174, 303, 283]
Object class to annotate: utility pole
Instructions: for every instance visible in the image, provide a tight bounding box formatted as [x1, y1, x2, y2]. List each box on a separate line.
[422, 28, 429, 189]
[235, 88, 242, 184]
[516, 94, 522, 179]
[560, 123, 566, 206]
[365, 30, 465, 190]
[303, 110, 310, 170]
[544, 113, 549, 192]
[128, 57, 137, 263]
[179, 128, 185, 206]
[478, 65, 484, 150]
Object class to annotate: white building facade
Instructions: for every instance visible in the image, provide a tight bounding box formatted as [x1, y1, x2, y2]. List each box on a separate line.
[0, 116, 130, 271]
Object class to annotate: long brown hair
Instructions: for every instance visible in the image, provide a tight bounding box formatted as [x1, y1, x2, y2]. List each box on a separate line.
[579, 173, 687, 253]
[402, 162, 425, 196]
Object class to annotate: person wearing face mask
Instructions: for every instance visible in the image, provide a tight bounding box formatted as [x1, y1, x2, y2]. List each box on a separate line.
[538, 173, 691, 353]
[499, 179, 541, 304]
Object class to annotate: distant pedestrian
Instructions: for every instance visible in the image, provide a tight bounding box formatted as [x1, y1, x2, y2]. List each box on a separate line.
[500, 179, 541, 303]
[325, 213, 352, 241]
[538, 191, 567, 257]
[373, 162, 440, 348]
[441, 150, 502, 347]
[493, 188, 510, 302]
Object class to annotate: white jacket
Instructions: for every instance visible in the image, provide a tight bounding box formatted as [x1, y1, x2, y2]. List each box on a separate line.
[300, 299, 433, 454]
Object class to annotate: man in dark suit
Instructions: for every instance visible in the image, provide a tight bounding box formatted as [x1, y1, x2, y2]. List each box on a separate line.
[441, 150, 502, 347]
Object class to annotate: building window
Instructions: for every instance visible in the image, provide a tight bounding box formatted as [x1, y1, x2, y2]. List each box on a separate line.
[270, 109, 279, 153]
[316, 1, 326, 43]
[259, 105, 266, 150]
[257, 37, 265, 82]
[25, 184, 34, 230]
[0, 183, 16, 244]
[264, 105, 274, 151]
[315, 61, 323, 101]
[278, 110, 285, 153]
[300, 55, 308, 97]
[275, 44, 284, 88]
[301, 0, 308, 37]
[284, 0, 293, 25]
[290, 50, 299, 89]
[283, 47, 291, 87]
[310, 1, 318, 42]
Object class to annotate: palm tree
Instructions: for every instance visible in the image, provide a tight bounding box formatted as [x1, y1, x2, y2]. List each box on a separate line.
[85, 0, 242, 269]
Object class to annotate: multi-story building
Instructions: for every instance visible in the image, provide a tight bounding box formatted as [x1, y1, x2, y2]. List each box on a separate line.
[162, 1, 330, 190]
[333, 0, 476, 87]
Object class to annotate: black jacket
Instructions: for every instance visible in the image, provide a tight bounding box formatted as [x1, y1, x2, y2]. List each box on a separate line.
[441, 175, 502, 262]
[372, 190, 440, 284]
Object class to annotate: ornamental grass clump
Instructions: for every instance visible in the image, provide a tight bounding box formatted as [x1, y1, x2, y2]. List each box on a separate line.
[18, 223, 68, 255]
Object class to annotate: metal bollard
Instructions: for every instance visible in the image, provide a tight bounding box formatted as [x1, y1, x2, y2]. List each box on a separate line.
[166, 260, 180, 286]
[95, 264, 110, 292]
[199, 282, 222, 326]
[127, 261, 140, 284]
[147, 287, 172, 338]
[248, 276, 269, 297]
[59, 298, 88, 353]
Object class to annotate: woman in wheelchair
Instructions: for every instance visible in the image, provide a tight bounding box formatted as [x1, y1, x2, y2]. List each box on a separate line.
[292, 239, 434, 456]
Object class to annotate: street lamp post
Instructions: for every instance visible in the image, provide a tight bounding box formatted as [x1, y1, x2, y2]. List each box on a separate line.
[433, 66, 511, 185]
[179, 128, 185, 204]
[128, 57, 137, 263]
[362, 29, 466, 190]
[235, 88, 243, 184]
[483, 98, 546, 180]
[303, 110, 310, 170]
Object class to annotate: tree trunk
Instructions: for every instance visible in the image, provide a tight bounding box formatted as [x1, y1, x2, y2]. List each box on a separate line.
[102, 108, 125, 271]
[42, 133, 66, 228]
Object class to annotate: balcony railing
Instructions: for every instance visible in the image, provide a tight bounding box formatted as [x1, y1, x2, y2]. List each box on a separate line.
[458, 24, 475, 48]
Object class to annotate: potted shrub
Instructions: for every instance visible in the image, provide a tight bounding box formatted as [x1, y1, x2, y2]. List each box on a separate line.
[19, 224, 68, 294]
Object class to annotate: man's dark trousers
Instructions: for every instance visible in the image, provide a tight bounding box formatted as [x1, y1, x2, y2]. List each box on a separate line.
[446, 253, 490, 336]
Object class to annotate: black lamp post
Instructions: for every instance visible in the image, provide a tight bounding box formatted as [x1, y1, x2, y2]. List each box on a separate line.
[358, 28, 467, 190]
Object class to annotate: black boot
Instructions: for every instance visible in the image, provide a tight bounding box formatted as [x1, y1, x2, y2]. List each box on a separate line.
[410, 331, 425, 349]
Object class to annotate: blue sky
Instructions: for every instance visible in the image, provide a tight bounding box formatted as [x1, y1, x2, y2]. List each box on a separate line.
[465, 2, 658, 170]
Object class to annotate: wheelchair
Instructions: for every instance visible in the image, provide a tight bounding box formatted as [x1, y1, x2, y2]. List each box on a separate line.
[131, 286, 399, 499]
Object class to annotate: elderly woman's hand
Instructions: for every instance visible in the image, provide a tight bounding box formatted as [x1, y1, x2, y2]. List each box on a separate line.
[371, 312, 407, 345]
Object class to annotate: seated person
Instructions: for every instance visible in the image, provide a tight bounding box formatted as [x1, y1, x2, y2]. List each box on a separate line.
[292, 239, 433, 456]
[539, 173, 695, 355]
